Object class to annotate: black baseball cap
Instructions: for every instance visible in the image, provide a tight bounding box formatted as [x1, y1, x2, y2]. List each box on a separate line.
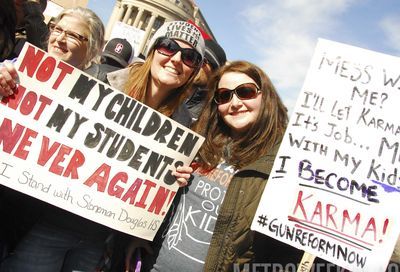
[102, 38, 133, 68]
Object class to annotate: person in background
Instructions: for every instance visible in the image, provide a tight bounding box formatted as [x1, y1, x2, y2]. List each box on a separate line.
[0, 7, 108, 272]
[102, 37, 134, 69]
[185, 39, 227, 122]
[13, 0, 49, 57]
[85, 37, 134, 82]
[0, 0, 17, 62]
[141, 60, 292, 271]
[86, 37, 147, 84]
[104, 20, 205, 271]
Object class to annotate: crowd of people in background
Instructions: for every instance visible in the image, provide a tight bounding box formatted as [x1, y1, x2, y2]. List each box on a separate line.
[1, 0, 400, 272]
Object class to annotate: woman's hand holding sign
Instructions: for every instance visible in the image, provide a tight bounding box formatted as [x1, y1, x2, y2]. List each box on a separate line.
[0, 61, 18, 97]
[172, 165, 193, 187]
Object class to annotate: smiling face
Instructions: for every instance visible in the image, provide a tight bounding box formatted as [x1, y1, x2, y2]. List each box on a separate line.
[217, 72, 263, 137]
[150, 39, 195, 92]
[47, 15, 89, 69]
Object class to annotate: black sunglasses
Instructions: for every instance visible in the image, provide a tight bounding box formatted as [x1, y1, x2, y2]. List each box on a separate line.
[154, 38, 203, 68]
[214, 83, 261, 105]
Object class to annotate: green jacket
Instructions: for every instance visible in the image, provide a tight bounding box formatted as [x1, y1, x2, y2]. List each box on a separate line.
[203, 145, 302, 272]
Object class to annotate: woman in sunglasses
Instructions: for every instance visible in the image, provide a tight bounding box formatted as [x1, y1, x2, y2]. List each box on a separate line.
[105, 21, 204, 198]
[141, 60, 291, 271]
[107, 20, 205, 127]
[96, 21, 206, 271]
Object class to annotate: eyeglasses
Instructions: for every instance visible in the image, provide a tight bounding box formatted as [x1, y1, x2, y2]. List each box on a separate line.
[49, 23, 88, 43]
[154, 38, 202, 68]
[214, 83, 261, 105]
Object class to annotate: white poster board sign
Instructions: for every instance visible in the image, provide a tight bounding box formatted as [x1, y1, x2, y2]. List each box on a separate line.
[43, 1, 63, 18]
[0, 43, 204, 241]
[251, 39, 400, 271]
[109, 21, 146, 58]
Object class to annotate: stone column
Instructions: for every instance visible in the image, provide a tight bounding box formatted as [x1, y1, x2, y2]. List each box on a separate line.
[127, 8, 137, 25]
[133, 8, 144, 28]
[105, 0, 123, 39]
[122, 5, 134, 24]
[138, 14, 157, 54]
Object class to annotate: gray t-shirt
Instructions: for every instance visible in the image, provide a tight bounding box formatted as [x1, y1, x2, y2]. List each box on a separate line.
[151, 163, 236, 272]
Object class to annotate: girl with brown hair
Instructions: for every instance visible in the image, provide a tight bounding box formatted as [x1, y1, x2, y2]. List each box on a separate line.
[145, 60, 289, 271]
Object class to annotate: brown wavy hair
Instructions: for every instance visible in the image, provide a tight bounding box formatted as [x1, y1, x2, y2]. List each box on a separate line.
[192, 60, 288, 169]
[124, 49, 199, 117]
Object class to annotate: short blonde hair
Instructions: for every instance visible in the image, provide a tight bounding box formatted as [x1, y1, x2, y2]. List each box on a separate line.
[53, 7, 104, 70]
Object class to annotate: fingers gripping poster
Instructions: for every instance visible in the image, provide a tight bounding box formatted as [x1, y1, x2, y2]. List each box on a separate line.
[0, 43, 204, 241]
[251, 39, 400, 271]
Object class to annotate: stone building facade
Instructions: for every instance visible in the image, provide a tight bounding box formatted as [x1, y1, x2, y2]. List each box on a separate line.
[105, 0, 214, 54]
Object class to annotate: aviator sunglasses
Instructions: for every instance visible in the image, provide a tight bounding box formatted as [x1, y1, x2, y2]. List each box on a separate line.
[154, 37, 203, 68]
[214, 82, 261, 105]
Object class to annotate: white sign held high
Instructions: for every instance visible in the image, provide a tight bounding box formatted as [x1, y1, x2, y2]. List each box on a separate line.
[251, 38, 400, 272]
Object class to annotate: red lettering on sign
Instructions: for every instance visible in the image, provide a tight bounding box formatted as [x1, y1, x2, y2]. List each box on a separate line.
[37, 136, 85, 179]
[0, 117, 37, 159]
[17, 44, 73, 91]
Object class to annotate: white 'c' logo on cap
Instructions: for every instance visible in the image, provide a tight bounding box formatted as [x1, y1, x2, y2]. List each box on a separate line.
[115, 43, 124, 53]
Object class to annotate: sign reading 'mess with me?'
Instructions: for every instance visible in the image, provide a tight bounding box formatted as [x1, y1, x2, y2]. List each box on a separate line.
[251, 39, 400, 271]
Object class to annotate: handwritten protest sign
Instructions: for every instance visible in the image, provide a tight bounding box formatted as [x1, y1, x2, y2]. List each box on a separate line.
[251, 39, 400, 271]
[0, 43, 204, 241]
[109, 21, 146, 58]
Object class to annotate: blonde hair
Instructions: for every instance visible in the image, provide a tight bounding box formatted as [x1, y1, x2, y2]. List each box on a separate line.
[53, 7, 104, 70]
[124, 49, 199, 117]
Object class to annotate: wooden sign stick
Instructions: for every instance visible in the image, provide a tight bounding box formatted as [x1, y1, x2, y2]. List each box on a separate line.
[297, 252, 316, 272]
